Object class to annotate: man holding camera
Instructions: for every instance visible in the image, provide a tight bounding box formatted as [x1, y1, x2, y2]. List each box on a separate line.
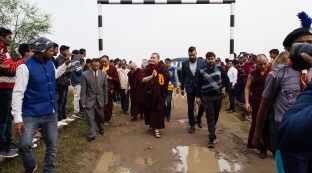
[254, 12, 312, 172]
[55, 45, 76, 124]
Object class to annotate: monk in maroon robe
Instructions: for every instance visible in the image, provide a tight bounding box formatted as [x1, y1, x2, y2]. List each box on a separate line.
[126, 63, 144, 121]
[142, 53, 169, 138]
[100, 55, 120, 124]
[245, 54, 272, 157]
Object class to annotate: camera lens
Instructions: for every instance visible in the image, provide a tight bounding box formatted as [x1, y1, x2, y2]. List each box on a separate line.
[290, 43, 312, 71]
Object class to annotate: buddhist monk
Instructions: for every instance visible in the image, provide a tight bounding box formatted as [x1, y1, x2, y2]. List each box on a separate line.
[126, 62, 144, 121]
[142, 53, 170, 138]
[100, 55, 120, 125]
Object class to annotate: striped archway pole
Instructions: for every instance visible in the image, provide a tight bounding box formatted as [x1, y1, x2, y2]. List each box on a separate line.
[230, 2, 235, 59]
[97, 0, 236, 58]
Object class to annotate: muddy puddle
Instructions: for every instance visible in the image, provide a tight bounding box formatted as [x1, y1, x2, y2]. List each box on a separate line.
[94, 152, 133, 173]
[176, 118, 189, 126]
[94, 153, 155, 173]
[173, 146, 241, 173]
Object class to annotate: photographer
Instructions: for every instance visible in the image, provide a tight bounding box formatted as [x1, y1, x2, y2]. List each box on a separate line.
[277, 53, 312, 173]
[254, 12, 312, 173]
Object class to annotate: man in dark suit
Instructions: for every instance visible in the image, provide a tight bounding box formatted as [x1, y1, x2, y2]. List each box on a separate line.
[180, 46, 206, 133]
[80, 58, 108, 142]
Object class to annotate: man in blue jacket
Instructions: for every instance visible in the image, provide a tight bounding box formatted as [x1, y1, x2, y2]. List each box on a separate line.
[278, 52, 312, 173]
[11, 37, 71, 173]
[180, 46, 205, 133]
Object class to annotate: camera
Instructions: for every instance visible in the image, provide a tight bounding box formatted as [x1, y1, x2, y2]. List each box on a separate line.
[290, 42, 312, 70]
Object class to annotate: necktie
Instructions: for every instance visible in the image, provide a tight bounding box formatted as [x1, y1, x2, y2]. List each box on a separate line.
[95, 71, 98, 91]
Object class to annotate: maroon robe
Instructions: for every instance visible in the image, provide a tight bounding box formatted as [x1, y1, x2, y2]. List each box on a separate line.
[247, 67, 272, 150]
[128, 68, 144, 118]
[102, 64, 120, 122]
[143, 63, 169, 129]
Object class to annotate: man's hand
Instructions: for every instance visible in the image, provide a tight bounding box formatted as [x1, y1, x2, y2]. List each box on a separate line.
[195, 97, 201, 105]
[223, 92, 228, 98]
[301, 53, 312, 66]
[245, 103, 252, 112]
[0, 64, 8, 69]
[152, 69, 157, 77]
[65, 59, 74, 65]
[231, 85, 235, 90]
[125, 89, 129, 95]
[14, 122, 26, 136]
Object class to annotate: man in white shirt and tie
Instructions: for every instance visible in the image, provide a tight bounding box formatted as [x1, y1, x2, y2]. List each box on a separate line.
[226, 60, 238, 113]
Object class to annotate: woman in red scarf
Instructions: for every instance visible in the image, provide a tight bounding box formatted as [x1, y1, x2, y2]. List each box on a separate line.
[142, 53, 169, 138]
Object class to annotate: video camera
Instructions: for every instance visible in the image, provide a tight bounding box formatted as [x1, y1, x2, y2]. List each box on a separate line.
[290, 42, 312, 70]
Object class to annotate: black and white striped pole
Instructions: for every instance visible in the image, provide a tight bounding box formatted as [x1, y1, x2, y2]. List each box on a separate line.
[98, 3, 103, 57]
[230, 2, 235, 59]
[97, 0, 236, 57]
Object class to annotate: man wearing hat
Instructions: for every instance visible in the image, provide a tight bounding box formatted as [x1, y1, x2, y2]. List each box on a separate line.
[11, 37, 71, 172]
[253, 12, 312, 172]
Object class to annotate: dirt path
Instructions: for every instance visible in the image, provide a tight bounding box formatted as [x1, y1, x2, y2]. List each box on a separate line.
[77, 95, 276, 173]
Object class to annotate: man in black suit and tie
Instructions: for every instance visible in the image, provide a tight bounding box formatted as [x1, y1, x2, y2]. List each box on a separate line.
[80, 58, 108, 141]
[180, 46, 205, 133]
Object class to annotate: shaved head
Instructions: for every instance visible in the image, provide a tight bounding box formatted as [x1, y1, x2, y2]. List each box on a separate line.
[257, 54, 267, 62]
[256, 54, 268, 71]
[129, 62, 137, 72]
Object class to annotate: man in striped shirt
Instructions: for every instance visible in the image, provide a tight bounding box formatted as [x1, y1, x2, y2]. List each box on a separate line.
[0, 27, 25, 158]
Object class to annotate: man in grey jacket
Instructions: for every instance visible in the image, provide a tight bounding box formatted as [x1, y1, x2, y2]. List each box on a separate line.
[80, 58, 108, 142]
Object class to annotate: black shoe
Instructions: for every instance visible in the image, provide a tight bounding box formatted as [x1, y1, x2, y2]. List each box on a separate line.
[24, 164, 37, 173]
[188, 126, 196, 133]
[99, 129, 104, 135]
[208, 141, 215, 148]
[259, 149, 267, 159]
[86, 136, 95, 142]
[9, 143, 18, 151]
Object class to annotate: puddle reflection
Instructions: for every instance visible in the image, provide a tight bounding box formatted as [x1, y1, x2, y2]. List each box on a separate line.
[173, 146, 241, 173]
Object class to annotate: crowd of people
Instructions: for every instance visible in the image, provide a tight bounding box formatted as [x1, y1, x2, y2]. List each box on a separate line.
[1, 12, 312, 173]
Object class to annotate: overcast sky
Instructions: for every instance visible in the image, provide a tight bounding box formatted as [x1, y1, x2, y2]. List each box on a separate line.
[31, 0, 312, 64]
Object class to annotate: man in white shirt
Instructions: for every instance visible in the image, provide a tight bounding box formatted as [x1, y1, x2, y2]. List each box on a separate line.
[226, 60, 238, 113]
[11, 37, 70, 172]
[117, 60, 130, 114]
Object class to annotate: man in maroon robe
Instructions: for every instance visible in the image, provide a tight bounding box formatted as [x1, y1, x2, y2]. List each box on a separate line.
[126, 62, 144, 121]
[100, 55, 120, 124]
[142, 53, 169, 138]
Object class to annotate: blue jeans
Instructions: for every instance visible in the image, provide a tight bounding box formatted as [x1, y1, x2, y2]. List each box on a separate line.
[120, 89, 129, 112]
[57, 85, 68, 120]
[0, 89, 13, 151]
[18, 114, 58, 172]
[165, 91, 173, 119]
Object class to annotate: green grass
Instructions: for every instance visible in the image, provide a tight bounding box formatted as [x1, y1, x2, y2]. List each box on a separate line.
[0, 89, 93, 173]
